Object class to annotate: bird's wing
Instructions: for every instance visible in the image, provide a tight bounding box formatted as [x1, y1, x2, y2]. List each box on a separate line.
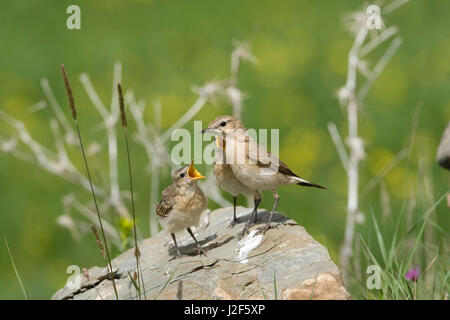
[277, 159, 300, 178]
[242, 136, 281, 168]
[243, 135, 272, 166]
[154, 184, 176, 217]
[154, 200, 172, 217]
[243, 135, 301, 177]
[242, 134, 326, 189]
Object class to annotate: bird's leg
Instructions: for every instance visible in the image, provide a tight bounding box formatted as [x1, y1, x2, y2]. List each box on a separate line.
[238, 191, 262, 239]
[187, 227, 206, 256]
[259, 190, 279, 234]
[252, 191, 262, 224]
[171, 233, 182, 256]
[238, 218, 251, 240]
[229, 196, 238, 227]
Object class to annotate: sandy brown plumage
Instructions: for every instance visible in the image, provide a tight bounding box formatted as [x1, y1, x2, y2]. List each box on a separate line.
[203, 115, 325, 237]
[211, 134, 262, 226]
[154, 163, 207, 256]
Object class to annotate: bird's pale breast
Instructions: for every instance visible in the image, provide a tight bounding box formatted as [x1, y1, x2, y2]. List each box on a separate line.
[158, 184, 207, 233]
[213, 163, 253, 197]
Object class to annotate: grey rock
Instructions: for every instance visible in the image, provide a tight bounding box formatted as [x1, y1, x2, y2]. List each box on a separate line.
[52, 207, 350, 300]
[437, 121, 450, 170]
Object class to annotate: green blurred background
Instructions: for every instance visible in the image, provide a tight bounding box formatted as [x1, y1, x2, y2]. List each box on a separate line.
[0, 0, 449, 299]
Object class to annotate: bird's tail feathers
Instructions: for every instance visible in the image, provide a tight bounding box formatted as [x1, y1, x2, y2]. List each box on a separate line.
[294, 177, 326, 189]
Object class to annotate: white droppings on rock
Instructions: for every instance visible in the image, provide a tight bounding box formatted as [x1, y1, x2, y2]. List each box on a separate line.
[237, 229, 263, 264]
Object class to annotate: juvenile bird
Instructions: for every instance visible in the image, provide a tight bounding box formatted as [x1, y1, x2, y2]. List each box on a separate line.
[203, 115, 325, 236]
[212, 135, 262, 226]
[154, 161, 208, 256]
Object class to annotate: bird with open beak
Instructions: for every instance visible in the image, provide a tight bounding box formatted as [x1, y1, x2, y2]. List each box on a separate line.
[210, 133, 262, 227]
[154, 160, 207, 256]
[203, 115, 325, 237]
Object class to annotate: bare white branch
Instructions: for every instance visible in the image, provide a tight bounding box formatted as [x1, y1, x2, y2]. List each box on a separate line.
[40, 78, 77, 144]
[327, 122, 349, 173]
[160, 95, 208, 143]
[79, 74, 109, 119]
[382, 0, 410, 15]
[338, 3, 406, 284]
[357, 36, 403, 103]
[360, 26, 399, 57]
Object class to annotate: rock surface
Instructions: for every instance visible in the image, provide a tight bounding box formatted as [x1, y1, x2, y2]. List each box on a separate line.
[52, 207, 350, 300]
[437, 121, 450, 170]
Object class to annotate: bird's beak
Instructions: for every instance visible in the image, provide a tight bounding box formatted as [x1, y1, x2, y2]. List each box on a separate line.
[188, 160, 205, 180]
[215, 136, 226, 149]
[201, 127, 220, 135]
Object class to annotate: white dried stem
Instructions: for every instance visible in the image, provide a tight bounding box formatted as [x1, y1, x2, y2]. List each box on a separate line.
[126, 91, 171, 236]
[50, 119, 71, 168]
[70, 196, 120, 243]
[40, 78, 77, 144]
[126, 93, 158, 157]
[357, 36, 403, 103]
[0, 134, 33, 162]
[382, 0, 410, 15]
[228, 40, 255, 118]
[149, 162, 161, 236]
[338, 3, 406, 283]
[79, 74, 109, 119]
[160, 95, 208, 143]
[327, 122, 349, 173]
[339, 25, 368, 280]
[108, 62, 122, 212]
[79, 64, 128, 218]
[153, 100, 162, 133]
[359, 26, 399, 57]
[0, 111, 106, 196]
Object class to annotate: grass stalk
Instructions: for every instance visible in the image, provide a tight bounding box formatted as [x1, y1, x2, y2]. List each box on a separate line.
[118, 83, 146, 299]
[154, 268, 177, 300]
[82, 268, 104, 300]
[61, 64, 119, 300]
[273, 271, 278, 300]
[4, 239, 30, 300]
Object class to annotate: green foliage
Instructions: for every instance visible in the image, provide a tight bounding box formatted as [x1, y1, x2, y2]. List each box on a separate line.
[351, 192, 449, 300]
[118, 217, 134, 249]
[4, 239, 30, 300]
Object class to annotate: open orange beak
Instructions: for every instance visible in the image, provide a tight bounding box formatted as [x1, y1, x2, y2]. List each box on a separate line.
[188, 160, 205, 180]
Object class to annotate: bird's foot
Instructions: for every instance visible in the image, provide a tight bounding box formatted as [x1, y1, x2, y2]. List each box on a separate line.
[196, 246, 207, 257]
[238, 223, 250, 240]
[172, 247, 183, 258]
[228, 218, 239, 228]
[256, 222, 276, 235]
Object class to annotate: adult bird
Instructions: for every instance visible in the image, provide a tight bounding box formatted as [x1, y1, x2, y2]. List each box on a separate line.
[211, 134, 262, 227]
[203, 115, 325, 236]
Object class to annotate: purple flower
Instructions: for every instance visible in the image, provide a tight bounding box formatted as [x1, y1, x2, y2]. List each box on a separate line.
[405, 266, 420, 282]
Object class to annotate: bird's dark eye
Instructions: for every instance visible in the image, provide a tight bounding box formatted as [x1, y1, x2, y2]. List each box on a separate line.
[220, 121, 227, 127]
[180, 173, 185, 178]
